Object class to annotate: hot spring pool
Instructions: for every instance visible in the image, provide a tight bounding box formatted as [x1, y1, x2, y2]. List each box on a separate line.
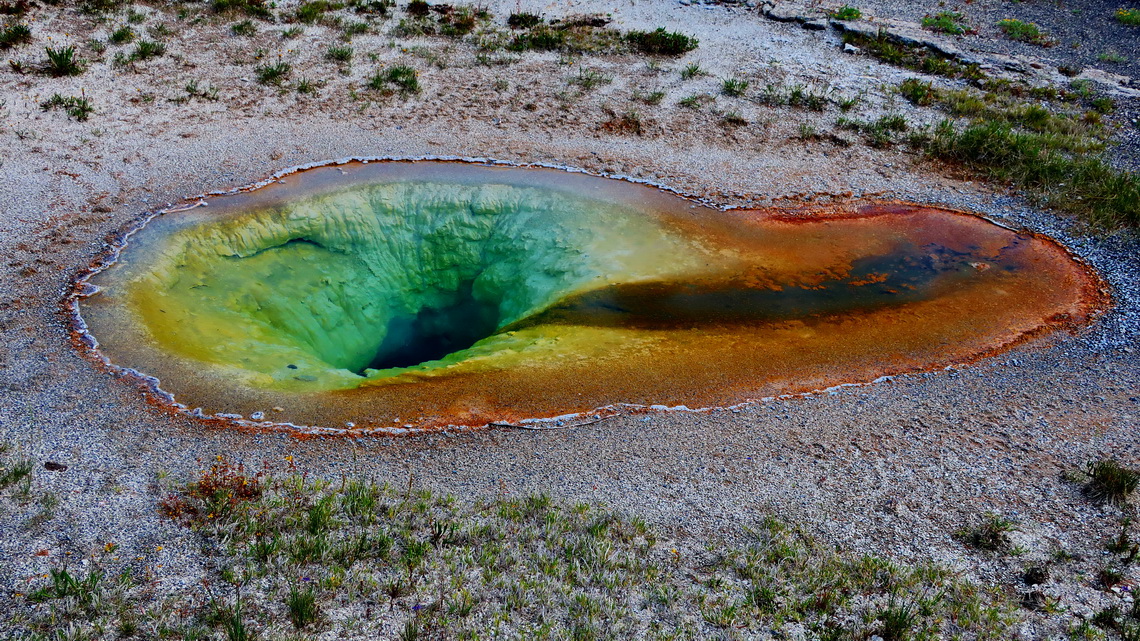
[71, 160, 1104, 433]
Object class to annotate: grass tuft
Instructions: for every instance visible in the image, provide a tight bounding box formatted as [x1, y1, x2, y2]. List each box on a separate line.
[0, 22, 32, 49]
[40, 93, 95, 121]
[286, 585, 319, 628]
[1115, 8, 1140, 26]
[922, 11, 969, 34]
[255, 60, 291, 85]
[368, 64, 420, 94]
[295, 0, 342, 23]
[928, 120, 1140, 228]
[625, 27, 698, 56]
[829, 5, 861, 20]
[109, 25, 134, 44]
[1081, 460, 1139, 505]
[44, 45, 84, 76]
[230, 20, 257, 36]
[0, 456, 33, 488]
[507, 12, 542, 29]
[326, 44, 352, 63]
[129, 39, 166, 61]
[212, 0, 273, 19]
[954, 512, 1017, 552]
[997, 18, 1052, 46]
[899, 77, 935, 105]
[721, 77, 749, 97]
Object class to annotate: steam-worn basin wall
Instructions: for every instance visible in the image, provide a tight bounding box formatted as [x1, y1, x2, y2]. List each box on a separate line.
[75, 161, 1103, 432]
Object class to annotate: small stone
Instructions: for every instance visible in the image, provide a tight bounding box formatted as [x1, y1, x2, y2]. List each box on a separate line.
[765, 4, 807, 21]
[843, 43, 860, 54]
[44, 462, 67, 472]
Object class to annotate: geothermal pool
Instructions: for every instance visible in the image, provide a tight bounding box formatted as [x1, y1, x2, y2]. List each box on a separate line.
[74, 161, 1103, 433]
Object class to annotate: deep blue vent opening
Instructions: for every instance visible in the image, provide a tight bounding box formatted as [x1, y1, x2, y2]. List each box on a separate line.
[365, 280, 502, 371]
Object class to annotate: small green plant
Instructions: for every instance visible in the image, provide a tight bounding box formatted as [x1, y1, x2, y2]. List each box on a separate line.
[1080, 459, 1139, 505]
[213, 0, 273, 16]
[78, 0, 123, 15]
[796, 123, 819, 140]
[680, 62, 703, 80]
[837, 93, 861, 112]
[0, 457, 33, 488]
[255, 60, 291, 85]
[678, 93, 709, 109]
[625, 28, 698, 56]
[1107, 517, 1139, 562]
[186, 80, 220, 100]
[130, 39, 166, 61]
[231, 20, 257, 36]
[148, 23, 173, 39]
[1097, 50, 1127, 63]
[955, 512, 1017, 551]
[27, 567, 104, 604]
[922, 11, 968, 34]
[44, 45, 84, 76]
[1116, 8, 1140, 26]
[295, 0, 338, 23]
[399, 618, 422, 641]
[878, 599, 917, 641]
[1068, 78, 1095, 99]
[721, 77, 749, 97]
[830, 5, 862, 20]
[0, 22, 32, 49]
[803, 90, 828, 111]
[997, 19, 1051, 46]
[220, 601, 254, 641]
[507, 12, 542, 29]
[341, 21, 369, 39]
[1090, 97, 1115, 114]
[899, 77, 935, 105]
[286, 585, 319, 628]
[109, 25, 135, 44]
[569, 67, 611, 90]
[282, 26, 304, 38]
[508, 27, 564, 52]
[326, 44, 353, 62]
[636, 89, 665, 105]
[368, 64, 419, 94]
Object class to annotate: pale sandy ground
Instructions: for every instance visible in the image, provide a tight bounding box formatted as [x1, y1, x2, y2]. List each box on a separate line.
[1, 0, 1138, 637]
